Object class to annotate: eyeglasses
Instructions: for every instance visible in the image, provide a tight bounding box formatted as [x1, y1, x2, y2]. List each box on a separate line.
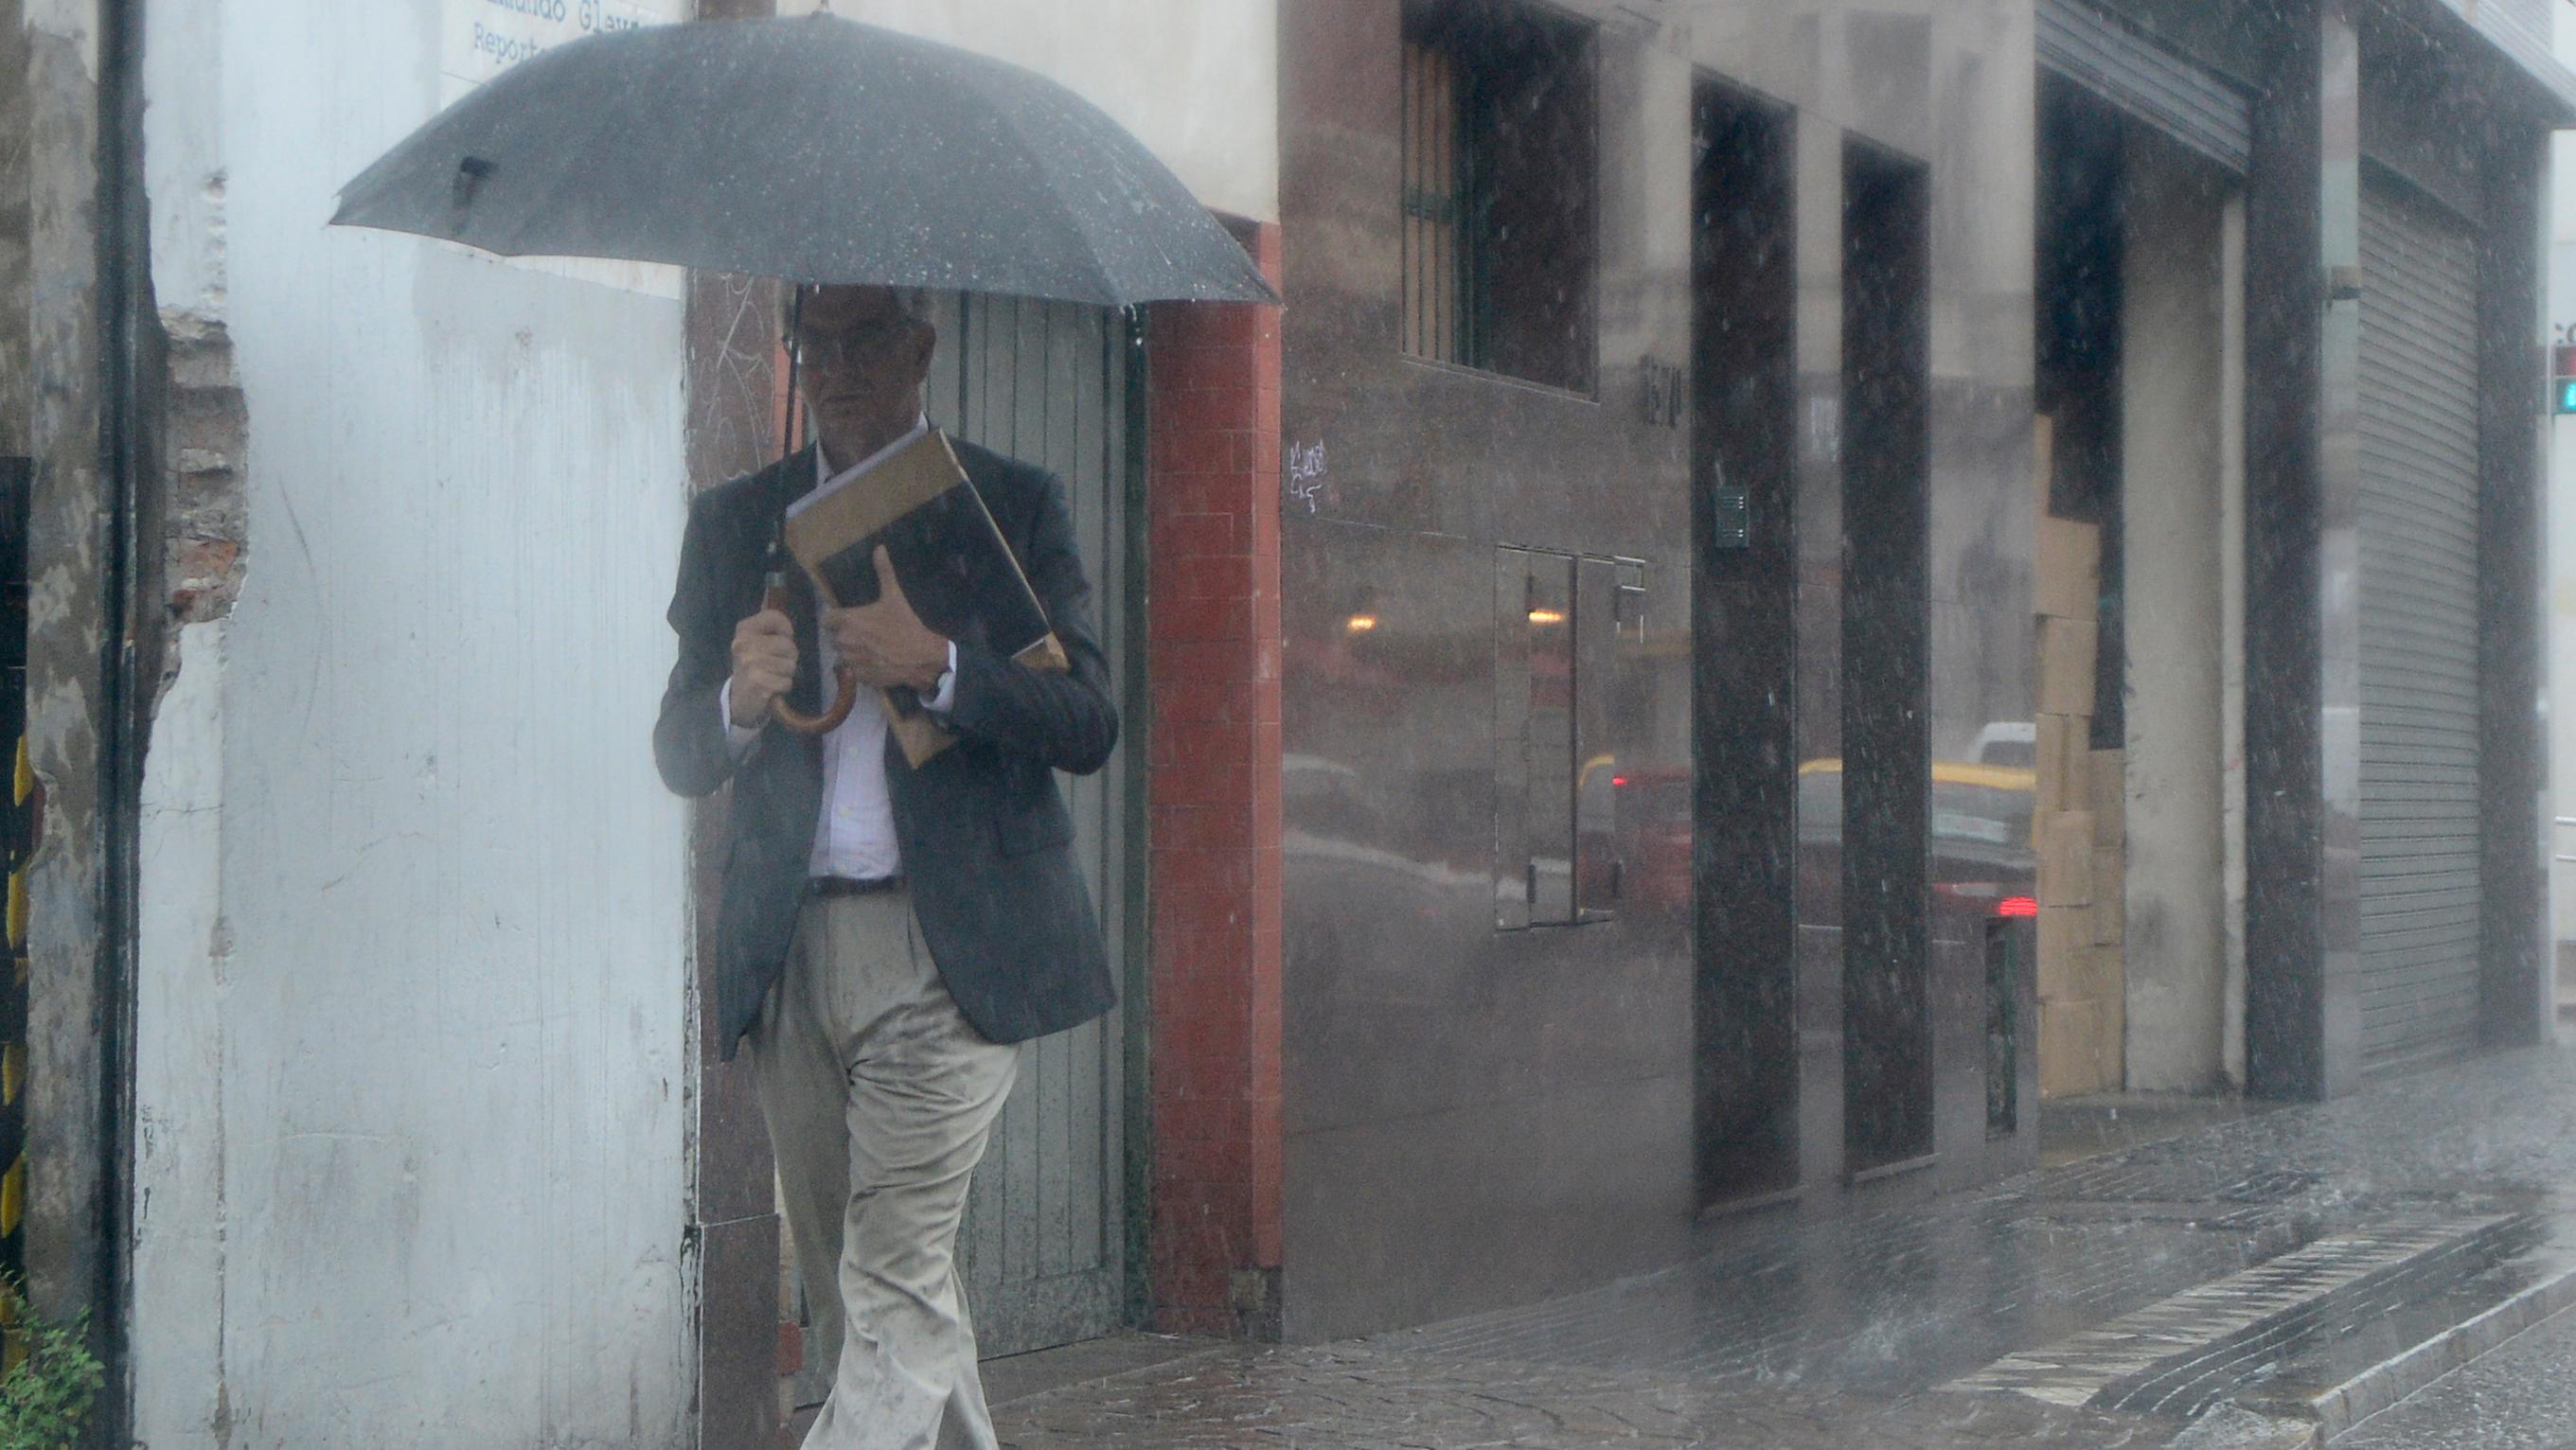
[786, 313, 918, 372]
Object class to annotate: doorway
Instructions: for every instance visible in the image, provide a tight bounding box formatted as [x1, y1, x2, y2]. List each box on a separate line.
[2033, 73, 2246, 1131]
[782, 294, 1141, 1415]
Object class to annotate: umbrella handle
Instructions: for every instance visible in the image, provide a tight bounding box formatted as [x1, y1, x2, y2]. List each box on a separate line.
[774, 666, 859, 736]
[763, 578, 859, 736]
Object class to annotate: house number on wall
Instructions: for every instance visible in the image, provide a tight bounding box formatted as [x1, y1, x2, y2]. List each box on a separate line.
[1640, 359, 1687, 429]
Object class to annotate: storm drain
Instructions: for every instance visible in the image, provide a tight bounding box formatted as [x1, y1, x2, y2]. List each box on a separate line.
[1941, 1214, 2510, 1411]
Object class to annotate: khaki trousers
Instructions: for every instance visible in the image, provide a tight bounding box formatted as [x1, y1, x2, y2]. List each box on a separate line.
[749, 889, 1022, 1450]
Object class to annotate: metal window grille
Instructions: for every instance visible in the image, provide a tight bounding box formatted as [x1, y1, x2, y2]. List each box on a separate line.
[1400, 39, 1481, 366]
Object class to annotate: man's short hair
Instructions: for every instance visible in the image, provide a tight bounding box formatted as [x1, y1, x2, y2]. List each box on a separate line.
[793, 282, 936, 330]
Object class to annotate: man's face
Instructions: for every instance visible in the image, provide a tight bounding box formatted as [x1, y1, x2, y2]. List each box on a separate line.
[791, 285, 934, 455]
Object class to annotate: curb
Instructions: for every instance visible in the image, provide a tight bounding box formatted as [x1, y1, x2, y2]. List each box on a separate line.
[2276, 1262, 2576, 1441]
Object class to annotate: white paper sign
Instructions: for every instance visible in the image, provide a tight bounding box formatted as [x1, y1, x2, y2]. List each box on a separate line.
[441, 0, 682, 105]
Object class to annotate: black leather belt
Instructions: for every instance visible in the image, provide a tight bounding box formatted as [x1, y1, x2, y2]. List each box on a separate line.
[808, 875, 903, 898]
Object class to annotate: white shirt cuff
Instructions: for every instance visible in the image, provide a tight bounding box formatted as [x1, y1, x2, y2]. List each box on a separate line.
[924, 642, 958, 715]
[718, 681, 760, 754]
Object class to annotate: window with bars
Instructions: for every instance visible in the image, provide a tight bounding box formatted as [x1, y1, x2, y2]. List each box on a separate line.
[1401, 37, 1477, 365]
[1398, 2, 1598, 394]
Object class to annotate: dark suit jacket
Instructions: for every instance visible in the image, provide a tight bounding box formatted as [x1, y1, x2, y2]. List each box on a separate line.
[654, 435, 1118, 1058]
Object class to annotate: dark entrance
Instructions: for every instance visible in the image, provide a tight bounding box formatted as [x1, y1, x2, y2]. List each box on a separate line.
[1688, 79, 1797, 1209]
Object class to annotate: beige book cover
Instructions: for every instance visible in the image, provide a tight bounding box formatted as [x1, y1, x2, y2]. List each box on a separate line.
[783, 430, 1068, 766]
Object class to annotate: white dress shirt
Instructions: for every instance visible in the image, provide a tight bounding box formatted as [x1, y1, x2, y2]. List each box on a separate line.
[719, 417, 956, 881]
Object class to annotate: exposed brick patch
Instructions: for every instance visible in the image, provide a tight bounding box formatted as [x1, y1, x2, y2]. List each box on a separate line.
[161, 309, 247, 629]
[1144, 221, 1285, 1342]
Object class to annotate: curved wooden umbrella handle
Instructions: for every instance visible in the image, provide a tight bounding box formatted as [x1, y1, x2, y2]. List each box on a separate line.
[773, 664, 858, 735]
[763, 577, 858, 735]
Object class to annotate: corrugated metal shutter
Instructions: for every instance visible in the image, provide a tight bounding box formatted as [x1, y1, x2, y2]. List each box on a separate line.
[2356, 180, 2484, 1073]
[2037, 0, 2250, 173]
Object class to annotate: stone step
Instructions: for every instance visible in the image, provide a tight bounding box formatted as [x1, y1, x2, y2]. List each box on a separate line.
[1945, 1203, 2576, 1447]
[2225, 1211, 2576, 1441]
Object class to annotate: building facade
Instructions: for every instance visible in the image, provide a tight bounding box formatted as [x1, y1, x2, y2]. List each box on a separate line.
[0, 0, 2559, 1441]
[1225, 0, 2567, 1342]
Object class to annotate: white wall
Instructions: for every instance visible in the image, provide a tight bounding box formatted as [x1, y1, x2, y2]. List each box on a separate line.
[2122, 135, 2232, 1092]
[783, 0, 1281, 223]
[133, 2, 694, 1443]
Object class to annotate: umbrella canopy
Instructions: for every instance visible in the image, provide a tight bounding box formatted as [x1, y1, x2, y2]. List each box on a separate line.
[330, 14, 1276, 307]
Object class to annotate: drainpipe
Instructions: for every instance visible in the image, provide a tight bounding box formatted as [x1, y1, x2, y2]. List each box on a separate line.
[93, 0, 150, 1441]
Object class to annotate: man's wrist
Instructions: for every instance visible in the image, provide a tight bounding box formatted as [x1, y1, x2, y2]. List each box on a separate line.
[719, 680, 763, 752]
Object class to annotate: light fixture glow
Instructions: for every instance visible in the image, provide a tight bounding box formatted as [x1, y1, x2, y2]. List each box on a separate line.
[1344, 614, 1378, 634]
[1527, 609, 1566, 626]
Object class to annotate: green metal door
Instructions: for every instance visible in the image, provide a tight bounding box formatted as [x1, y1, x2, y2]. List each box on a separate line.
[932, 293, 1135, 1356]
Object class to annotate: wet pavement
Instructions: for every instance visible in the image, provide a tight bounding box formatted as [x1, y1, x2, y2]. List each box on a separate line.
[2335, 1301, 2576, 1449]
[995, 1342, 2177, 1447]
[988, 1045, 2576, 1447]
[2039, 1091, 2281, 1168]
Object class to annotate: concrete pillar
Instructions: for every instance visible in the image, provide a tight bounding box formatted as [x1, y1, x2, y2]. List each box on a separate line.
[2221, 194, 2251, 1088]
[22, 0, 119, 1353]
[2243, 0, 2364, 1101]
[2121, 135, 2230, 1093]
[2477, 117, 2553, 1051]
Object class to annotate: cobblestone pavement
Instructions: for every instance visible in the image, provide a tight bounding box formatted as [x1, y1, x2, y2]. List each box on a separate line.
[995, 1046, 2576, 1448]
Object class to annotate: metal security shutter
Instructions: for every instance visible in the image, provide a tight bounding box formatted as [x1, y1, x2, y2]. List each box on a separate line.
[2038, 0, 2251, 172]
[2356, 180, 2483, 1073]
[789, 295, 1134, 1405]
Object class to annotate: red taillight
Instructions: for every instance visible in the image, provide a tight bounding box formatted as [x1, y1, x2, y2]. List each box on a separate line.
[1611, 776, 1629, 787]
[1997, 896, 2038, 919]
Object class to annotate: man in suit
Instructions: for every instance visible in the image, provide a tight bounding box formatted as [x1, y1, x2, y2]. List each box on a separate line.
[654, 283, 1117, 1450]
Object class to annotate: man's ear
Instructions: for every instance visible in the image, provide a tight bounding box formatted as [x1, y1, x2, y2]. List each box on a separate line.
[906, 321, 936, 385]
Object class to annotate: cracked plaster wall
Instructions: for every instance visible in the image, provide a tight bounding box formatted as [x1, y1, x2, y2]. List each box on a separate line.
[0, 0, 27, 460]
[19, 0, 116, 1338]
[132, 1, 694, 1442]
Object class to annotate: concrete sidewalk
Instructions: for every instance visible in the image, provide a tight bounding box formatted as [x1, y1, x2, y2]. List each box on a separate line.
[988, 1045, 2576, 1448]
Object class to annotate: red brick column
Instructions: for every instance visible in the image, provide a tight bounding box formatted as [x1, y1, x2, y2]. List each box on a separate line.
[1144, 221, 1285, 1338]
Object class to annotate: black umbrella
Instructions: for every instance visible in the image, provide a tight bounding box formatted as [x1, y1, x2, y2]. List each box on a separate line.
[329, 13, 1276, 306]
